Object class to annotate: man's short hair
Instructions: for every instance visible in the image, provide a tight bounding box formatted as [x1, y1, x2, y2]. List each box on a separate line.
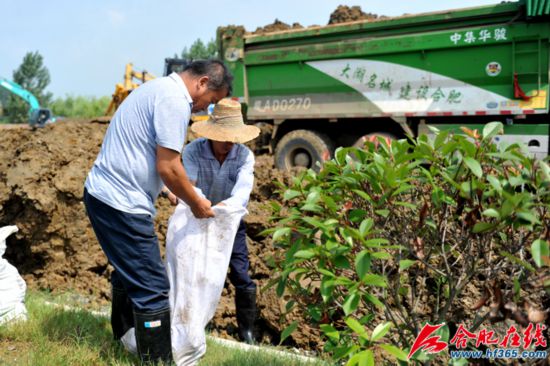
[184, 60, 233, 96]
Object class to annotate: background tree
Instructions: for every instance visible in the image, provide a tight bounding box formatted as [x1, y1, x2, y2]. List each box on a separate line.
[179, 38, 218, 60]
[5, 51, 53, 123]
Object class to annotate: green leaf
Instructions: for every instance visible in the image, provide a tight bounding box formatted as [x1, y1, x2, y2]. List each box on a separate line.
[399, 259, 416, 271]
[531, 239, 549, 268]
[364, 350, 374, 366]
[333, 255, 351, 269]
[276, 277, 286, 297]
[482, 121, 504, 141]
[355, 250, 371, 280]
[306, 190, 321, 204]
[300, 203, 323, 212]
[538, 160, 550, 181]
[363, 293, 384, 308]
[279, 320, 298, 344]
[379, 344, 408, 361]
[349, 209, 368, 223]
[371, 322, 392, 342]
[320, 279, 335, 302]
[472, 222, 496, 233]
[513, 278, 521, 302]
[347, 351, 373, 366]
[320, 324, 340, 342]
[343, 293, 360, 315]
[500, 250, 536, 273]
[294, 249, 316, 259]
[302, 216, 327, 230]
[375, 209, 390, 218]
[318, 268, 335, 277]
[335, 146, 349, 165]
[272, 227, 291, 242]
[359, 218, 374, 237]
[362, 274, 387, 287]
[363, 238, 390, 247]
[482, 209, 500, 219]
[283, 189, 301, 201]
[463, 157, 483, 178]
[345, 317, 369, 340]
[517, 211, 540, 225]
[487, 175, 502, 194]
[371, 252, 391, 260]
[334, 345, 358, 360]
[434, 129, 449, 149]
[352, 190, 372, 201]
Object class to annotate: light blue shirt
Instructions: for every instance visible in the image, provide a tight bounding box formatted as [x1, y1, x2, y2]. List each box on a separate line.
[182, 138, 255, 208]
[85, 73, 192, 216]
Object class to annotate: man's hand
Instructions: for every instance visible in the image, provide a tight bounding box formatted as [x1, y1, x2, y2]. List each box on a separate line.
[160, 188, 179, 206]
[190, 197, 215, 218]
[157, 145, 212, 214]
[166, 191, 178, 206]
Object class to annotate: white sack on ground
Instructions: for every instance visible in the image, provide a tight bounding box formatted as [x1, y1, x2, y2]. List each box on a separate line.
[0, 225, 28, 325]
[166, 202, 246, 366]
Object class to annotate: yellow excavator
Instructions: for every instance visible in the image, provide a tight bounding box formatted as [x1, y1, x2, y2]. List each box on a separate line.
[104, 60, 209, 123]
[104, 63, 155, 116]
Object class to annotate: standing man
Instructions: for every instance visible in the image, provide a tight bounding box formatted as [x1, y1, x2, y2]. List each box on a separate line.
[84, 60, 232, 364]
[181, 98, 261, 344]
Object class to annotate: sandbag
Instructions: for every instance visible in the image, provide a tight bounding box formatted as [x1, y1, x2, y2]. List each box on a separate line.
[166, 203, 246, 366]
[0, 225, 28, 325]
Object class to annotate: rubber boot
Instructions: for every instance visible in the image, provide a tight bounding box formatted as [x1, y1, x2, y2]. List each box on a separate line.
[235, 288, 257, 344]
[134, 307, 173, 365]
[111, 286, 134, 340]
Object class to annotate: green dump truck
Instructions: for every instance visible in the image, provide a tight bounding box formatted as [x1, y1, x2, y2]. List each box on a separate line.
[217, 0, 549, 169]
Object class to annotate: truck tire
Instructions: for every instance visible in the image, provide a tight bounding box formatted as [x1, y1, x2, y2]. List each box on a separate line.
[275, 130, 334, 171]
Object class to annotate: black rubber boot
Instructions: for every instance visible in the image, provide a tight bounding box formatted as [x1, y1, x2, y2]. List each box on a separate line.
[235, 288, 257, 344]
[111, 286, 134, 340]
[134, 307, 173, 365]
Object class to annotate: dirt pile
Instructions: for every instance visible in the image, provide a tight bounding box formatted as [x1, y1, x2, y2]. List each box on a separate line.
[252, 19, 304, 35]
[0, 121, 319, 349]
[328, 5, 381, 24]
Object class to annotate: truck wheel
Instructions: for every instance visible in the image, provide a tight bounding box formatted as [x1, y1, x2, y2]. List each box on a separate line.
[275, 130, 334, 171]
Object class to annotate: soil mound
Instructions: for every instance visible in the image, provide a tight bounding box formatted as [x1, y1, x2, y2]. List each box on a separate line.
[252, 19, 304, 35]
[328, 5, 380, 24]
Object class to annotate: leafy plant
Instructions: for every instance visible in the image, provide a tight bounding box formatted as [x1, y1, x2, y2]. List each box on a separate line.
[265, 122, 550, 364]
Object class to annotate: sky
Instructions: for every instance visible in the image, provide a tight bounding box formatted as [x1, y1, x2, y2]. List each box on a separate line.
[1, 0, 504, 98]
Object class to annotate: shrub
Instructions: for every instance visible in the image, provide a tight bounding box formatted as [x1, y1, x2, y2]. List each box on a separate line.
[266, 122, 550, 364]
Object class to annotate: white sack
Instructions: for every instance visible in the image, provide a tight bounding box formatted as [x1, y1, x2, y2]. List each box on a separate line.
[166, 202, 246, 366]
[0, 225, 28, 325]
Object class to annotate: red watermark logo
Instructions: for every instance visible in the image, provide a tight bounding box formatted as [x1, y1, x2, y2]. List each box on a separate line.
[408, 323, 547, 360]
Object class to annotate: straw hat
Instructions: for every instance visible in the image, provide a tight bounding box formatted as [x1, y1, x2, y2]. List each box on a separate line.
[191, 99, 260, 143]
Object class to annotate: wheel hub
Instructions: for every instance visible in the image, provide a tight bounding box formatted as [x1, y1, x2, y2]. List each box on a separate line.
[293, 151, 311, 167]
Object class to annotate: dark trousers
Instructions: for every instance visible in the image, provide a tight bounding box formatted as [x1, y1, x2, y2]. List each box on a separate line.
[83, 188, 170, 312]
[228, 221, 256, 290]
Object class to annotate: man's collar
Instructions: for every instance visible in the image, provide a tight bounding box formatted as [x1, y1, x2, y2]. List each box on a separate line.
[169, 72, 193, 107]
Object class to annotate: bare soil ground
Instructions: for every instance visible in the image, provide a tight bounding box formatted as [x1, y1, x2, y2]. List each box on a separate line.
[0, 120, 319, 349]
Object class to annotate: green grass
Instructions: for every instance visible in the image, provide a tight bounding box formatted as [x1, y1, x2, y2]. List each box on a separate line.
[0, 291, 329, 366]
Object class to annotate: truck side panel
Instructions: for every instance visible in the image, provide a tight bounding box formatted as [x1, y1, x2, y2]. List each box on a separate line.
[243, 22, 549, 119]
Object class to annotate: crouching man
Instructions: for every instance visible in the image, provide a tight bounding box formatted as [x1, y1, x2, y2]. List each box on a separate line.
[167, 98, 261, 343]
